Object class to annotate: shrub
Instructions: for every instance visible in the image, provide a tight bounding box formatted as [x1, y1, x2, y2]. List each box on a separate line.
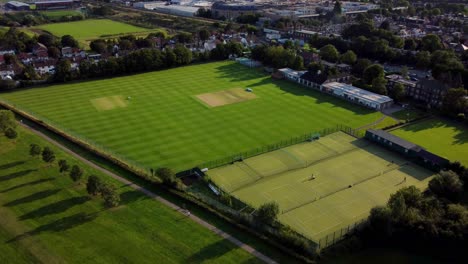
[4, 127, 17, 139]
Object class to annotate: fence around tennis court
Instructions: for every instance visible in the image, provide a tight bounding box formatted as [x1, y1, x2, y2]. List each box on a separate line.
[198, 124, 365, 170]
[315, 219, 367, 250]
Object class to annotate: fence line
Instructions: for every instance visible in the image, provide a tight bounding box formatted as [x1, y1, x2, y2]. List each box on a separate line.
[316, 219, 367, 250]
[199, 124, 364, 170]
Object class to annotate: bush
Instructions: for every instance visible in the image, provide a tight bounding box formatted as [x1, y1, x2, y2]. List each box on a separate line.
[4, 127, 17, 139]
[86, 175, 103, 196]
[69, 165, 83, 182]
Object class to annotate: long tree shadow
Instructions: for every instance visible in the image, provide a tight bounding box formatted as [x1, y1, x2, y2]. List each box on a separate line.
[3, 189, 61, 207]
[0, 178, 55, 193]
[8, 212, 98, 243]
[119, 190, 149, 205]
[0, 170, 36, 182]
[0, 161, 27, 170]
[186, 240, 236, 263]
[19, 196, 91, 221]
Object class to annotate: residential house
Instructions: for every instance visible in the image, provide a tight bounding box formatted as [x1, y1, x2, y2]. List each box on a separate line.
[33, 59, 57, 75]
[385, 74, 417, 95]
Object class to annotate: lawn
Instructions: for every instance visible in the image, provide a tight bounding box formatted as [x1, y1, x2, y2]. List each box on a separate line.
[391, 118, 468, 165]
[39, 10, 83, 19]
[0, 61, 383, 172]
[35, 19, 154, 45]
[207, 132, 435, 245]
[0, 125, 260, 263]
[392, 108, 427, 122]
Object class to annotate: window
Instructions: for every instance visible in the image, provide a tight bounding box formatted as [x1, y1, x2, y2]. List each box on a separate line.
[405, 149, 408, 153]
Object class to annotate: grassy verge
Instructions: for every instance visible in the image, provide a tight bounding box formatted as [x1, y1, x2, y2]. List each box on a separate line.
[10, 117, 303, 263]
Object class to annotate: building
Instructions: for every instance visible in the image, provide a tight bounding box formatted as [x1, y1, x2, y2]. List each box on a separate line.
[365, 129, 449, 171]
[322, 82, 394, 110]
[211, 1, 259, 20]
[386, 74, 417, 94]
[408, 78, 448, 108]
[5, 1, 30, 11]
[277, 68, 307, 82]
[34, 0, 75, 10]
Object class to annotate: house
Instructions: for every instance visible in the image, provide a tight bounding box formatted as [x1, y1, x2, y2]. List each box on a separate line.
[0, 50, 15, 56]
[408, 78, 448, 108]
[0, 55, 4, 65]
[61, 47, 73, 57]
[365, 129, 449, 171]
[33, 43, 49, 60]
[0, 64, 15, 79]
[385, 74, 417, 94]
[300, 51, 319, 66]
[322, 82, 394, 110]
[18, 52, 35, 64]
[33, 59, 57, 75]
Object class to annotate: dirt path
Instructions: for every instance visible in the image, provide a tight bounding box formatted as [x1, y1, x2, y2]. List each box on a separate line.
[19, 123, 277, 264]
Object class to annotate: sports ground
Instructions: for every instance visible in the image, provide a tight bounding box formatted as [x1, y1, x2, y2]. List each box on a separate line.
[207, 132, 435, 242]
[0, 61, 383, 171]
[35, 19, 157, 46]
[391, 118, 468, 165]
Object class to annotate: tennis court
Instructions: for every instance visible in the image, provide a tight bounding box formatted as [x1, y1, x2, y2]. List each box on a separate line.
[207, 132, 435, 242]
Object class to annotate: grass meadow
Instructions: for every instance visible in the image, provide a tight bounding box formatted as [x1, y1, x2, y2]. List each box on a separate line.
[0, 61, 383, 172]
[0, 126, 261, 263]
[391, 118, 468, 165]
[35, 19, 155, 46]
[208, 132, 435, 243]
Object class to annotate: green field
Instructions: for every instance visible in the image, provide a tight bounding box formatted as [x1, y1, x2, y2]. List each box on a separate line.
[207, 132, 435, 244]
[35, 19, 152, 42]
[0, 125, 260, 263]
[391, 118, 468, 165]
[0, 62, 383, 172]
[39, 10, 83, 19]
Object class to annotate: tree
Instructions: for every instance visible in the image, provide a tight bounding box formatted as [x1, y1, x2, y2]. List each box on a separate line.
[4, 127, 17, 139]
[429, 170, 463, 201]
[421, 34, 443, 52]
[58, 159, 70, 173]
[173, 44, 192, 65]
[69, 165, 83, 182]
[340, 50, 357, 65]
[38, 34, 55, 47]
[176, 32, 193, 44]
[100, 183, 120, 208]
[54, 59, 72, 82]
[86, 175, 103, 196]
[416, 51, 431, 68]
[47, 46, 61, 58]
[156, 167, 176, 185]
[61, 35, 79, 48]
[352, 59, 372, 77]
[371, 76, 388, 95]
[30, 144, 42, 158]
[256, 202, 279, 224]
[319, 44, 340, 62]
[363, 64, 384, 84]
[90, 40, 107, 54]
[441, 88, 467, 117]
[0, 110, 16, 133]
[390, 83, 406, 101]
[198, 29, 210, 42]
[41, 147, 56, 164]
[368, 206, 392, 237]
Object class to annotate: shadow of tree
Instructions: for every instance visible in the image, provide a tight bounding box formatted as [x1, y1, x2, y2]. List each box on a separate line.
[0, 170, 36, 182]
[3, 189, 61, 207]
[185, 240, 236, 263]
[0, 178, 55, 193]
[8, 212, 98, 243]
[0, 161, 27, 170]
[19, 196, 91, 221]
[119, 190, 149, 205]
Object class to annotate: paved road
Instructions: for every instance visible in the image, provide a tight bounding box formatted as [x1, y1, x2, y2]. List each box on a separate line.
[19, 122, 277, 264]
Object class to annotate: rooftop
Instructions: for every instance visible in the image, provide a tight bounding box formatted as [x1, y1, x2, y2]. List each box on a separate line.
[322, 82, 393, 104]
[7, 1, 30, 7]
[367, 129, 420, 150]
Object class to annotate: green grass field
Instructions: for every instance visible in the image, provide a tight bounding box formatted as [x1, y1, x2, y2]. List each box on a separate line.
[391, 118, 468, 165]
[0, 126, 260, 263]
[0, 62, 384, 172]
[39, 10, 83, 19]
[208, 132, 435, 243]
[0, 62, 381, 171]
[35, 19, 152, 44]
